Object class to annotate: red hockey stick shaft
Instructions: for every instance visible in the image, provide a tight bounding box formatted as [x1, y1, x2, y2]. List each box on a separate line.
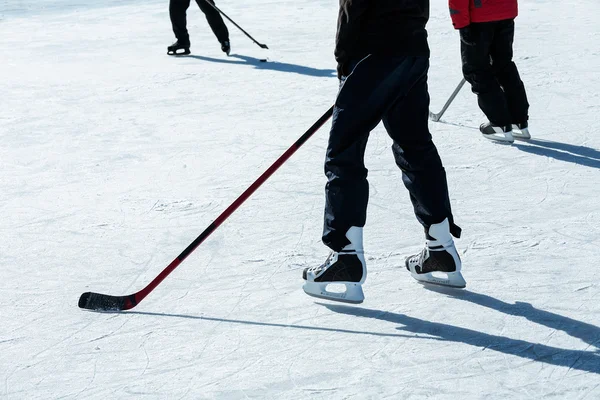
[79, 106, 334, 311]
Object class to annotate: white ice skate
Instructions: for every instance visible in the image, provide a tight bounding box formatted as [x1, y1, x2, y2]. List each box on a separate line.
[405, 218, 466, 288]
[511, 122, 531, 140]
[302, 226, 366, 303]
[480, 122, 514, 143]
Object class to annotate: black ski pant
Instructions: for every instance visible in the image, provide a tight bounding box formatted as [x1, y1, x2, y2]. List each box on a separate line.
[461, 19, 529, 127]
[169, 0, 229, 44]
[323, 55, 461, 252]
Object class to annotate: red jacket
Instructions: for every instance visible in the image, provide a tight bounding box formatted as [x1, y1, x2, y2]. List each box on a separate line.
[449, 0, 518, 29]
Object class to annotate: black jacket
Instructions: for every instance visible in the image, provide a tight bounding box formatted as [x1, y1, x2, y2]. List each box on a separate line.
[335, 0, 430, 75]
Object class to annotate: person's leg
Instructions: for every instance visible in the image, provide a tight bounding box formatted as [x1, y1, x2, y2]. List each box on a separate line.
[196, 0, 230, 44]
[322, 55, 419, 251]
[461, 22, 512, 128]
[490, 19, 530, 129]
[382, 57, 460, 237]
[169, 0, 192, 45]
[382, 57, 465, 288]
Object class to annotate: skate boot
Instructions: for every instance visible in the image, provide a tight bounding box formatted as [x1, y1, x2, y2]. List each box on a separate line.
[511, 121, 531, 140]
[480, 122, 514, 143]
[167, 40, 190, 56]
[221, 40, 230, 56]
[302, 226, 366, 303]
[405, 218, 466, 288]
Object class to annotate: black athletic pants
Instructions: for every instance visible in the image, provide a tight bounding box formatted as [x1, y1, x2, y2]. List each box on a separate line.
[169, 0, 229, 44]
[461, 19, 529, 127]
[322, 55, 461, 252]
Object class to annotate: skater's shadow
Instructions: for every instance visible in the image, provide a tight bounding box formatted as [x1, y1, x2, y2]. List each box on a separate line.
[512, 139, 600, 169]
[433, 122, 600, 169]
[185, 54, 336, 77]
[423, 286, 600, 349]
[321, 293, 600, 374]
[127, 290, 599, 374]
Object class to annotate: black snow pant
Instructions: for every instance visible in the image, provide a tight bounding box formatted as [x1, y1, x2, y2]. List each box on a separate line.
[322, 55, 461, 252]
[461, 19, 529, 127]
[169, 0, 229, 44]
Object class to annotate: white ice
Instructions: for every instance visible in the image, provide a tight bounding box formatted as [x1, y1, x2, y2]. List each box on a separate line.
[1, 0, 599, 398]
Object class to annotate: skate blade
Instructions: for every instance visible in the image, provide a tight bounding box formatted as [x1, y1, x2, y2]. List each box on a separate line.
[411, 270, 466, 289]
[167, 49, 191, 56]
[302, 281, 364, 304]
[481, 132, 514, 144]
[512, 129, 531, 140]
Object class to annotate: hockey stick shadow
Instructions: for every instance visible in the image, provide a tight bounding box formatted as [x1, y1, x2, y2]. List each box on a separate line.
[321, 302, 600, 374]
[185, 54, 336, 77]
[126, 311, 426, 340]
[512, 139, 600, 169]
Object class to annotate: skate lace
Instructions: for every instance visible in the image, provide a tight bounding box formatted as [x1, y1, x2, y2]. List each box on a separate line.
[408, 248, 427, 264]
[307, 252, 335, 273]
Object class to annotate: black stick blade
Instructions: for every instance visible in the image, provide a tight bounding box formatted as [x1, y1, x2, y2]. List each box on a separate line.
[79, 292, 129, 311]
[259, 43, 269, 49]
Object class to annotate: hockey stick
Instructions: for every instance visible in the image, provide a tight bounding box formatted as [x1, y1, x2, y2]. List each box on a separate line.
[429, 78, 466, 122]
[203, 0, 269, 49]
[78, 106, 334, 312]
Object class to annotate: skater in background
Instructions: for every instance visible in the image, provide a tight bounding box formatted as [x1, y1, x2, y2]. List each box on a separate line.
[168, 0, 230, 56]
[302, 0, 466, 304]
[449, 0, 531, 143]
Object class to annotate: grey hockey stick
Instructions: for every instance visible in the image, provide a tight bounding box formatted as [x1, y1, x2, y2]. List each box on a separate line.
[429, 78, 466, 122]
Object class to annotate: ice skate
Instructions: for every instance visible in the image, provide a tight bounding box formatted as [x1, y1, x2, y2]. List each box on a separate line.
[167, 40, 190, 56]
[405, 218, 466, 288]
[302, 227, 366, 303]
[479, 122, 514, 143]
[511, 122, 531, 140]
[221, 40, 230, 56]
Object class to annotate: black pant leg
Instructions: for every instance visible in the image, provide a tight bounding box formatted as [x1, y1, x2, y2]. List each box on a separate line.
[461, 22, 512, 126]
[196, 0, 229, 43]
[382, 58, 461, 237]
[490, 19, 530, 124]
[323, 105, 371, 252]
[169, 0, 192, 43]
[322, 55, 417, 251]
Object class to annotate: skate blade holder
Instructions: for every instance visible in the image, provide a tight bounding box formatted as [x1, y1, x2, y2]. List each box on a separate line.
[481, 131, 514, 144]
[302, 281, 364, 304]
[412, 270, 466, 288]
[167, 48, 191, 56]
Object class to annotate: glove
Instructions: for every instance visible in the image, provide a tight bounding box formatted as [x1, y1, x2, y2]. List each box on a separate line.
[459, 25, 476, 46]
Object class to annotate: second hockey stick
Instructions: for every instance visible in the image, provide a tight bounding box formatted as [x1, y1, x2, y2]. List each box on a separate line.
[203, 0, 269, 49]
[78, 106, 334, 312]
[429, 78, 466, 122]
